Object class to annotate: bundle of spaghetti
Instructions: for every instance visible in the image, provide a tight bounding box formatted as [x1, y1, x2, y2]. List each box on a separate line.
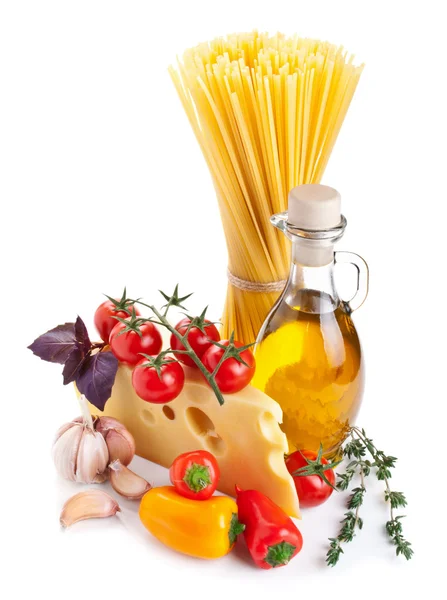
[169, 31, 363, 343]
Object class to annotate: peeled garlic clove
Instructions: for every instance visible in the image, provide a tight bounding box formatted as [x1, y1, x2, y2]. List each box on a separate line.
[75, 429, 109, 484]
[52, 424, 83, 482]
[109, 459, 151, 500]
[96, 418, 135, 466]
[60, 490, 120, 528]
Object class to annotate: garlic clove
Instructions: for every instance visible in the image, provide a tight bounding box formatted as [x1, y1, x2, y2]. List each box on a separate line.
[75, 430, 110, 484]
[60, 490, 120, 528]
[95, 416, 126, 431]
[53, 417, 83, 443]
[109, 459, 152, 500]
[103, 428, 135, 466]
[52, 424, 83, 482]
[96, 418, 136, 466]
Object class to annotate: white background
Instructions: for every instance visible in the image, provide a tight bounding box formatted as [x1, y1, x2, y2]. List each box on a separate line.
[1, 1, 445, 598]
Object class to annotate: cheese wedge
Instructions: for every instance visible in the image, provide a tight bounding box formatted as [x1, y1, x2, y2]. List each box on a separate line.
[88, 365, 300, 517]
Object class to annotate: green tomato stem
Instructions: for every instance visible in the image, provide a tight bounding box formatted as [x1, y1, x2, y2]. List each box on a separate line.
[134, 301, 225, 406]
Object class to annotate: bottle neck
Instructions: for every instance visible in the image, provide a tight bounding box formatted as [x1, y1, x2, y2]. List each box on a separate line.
[291, 236, 334, 267]
[285, 238, 339, 313]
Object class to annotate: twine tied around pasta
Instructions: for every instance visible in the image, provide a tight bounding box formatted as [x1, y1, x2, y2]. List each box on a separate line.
[227, 269, 287, 293]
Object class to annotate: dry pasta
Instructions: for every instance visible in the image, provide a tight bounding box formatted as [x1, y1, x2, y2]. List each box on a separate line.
[169, 31, 363, 343]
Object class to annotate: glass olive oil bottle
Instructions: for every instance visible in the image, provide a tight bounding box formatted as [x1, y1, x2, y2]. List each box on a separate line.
[253, 185, 368, 459]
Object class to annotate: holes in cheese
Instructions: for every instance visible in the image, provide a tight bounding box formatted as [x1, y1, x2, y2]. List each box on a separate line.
[162, 406, 175, 421]
[141, 408, 156, 425]
[90, 365, 300, 517]
[185, 407, 227, 456]
[258, 411, 280, 443]
[186, 406, 215, 436]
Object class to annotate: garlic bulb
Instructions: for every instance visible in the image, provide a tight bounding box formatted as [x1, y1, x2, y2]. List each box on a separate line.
[52, 395, 135, 484]
[52, 413, 109, 484]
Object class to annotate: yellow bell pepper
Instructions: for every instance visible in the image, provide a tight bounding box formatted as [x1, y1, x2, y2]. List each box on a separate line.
[139, 486, 244, 559]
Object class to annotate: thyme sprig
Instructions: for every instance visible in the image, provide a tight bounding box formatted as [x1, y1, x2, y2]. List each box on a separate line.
[327, 426, 413, 567]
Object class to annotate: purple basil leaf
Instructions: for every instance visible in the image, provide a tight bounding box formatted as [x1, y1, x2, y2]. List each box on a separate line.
[28, 323, 77, 364]
[62, 346, 86, 385]
[63, 316, 93, 384]
[75, 315, 91, 355]
[75, 351, 118, 411]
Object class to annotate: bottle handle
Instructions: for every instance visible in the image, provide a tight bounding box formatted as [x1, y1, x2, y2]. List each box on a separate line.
[334, 251, 369, 312]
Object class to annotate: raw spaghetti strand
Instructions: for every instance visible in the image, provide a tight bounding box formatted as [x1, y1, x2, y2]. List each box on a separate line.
[169, 31, 363, 343]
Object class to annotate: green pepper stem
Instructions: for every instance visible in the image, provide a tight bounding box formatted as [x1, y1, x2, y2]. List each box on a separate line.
[228, 513, 245, 546]
[265, 541, 297, 568]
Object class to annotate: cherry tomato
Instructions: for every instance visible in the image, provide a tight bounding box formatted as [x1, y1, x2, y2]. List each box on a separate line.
[201, 340, 255, 393]
[94, 300, 140, 343]
[109, 320, 162, 365]
[170, 318, 220, 368]
[169, 450, 220, 500]
[285, 450, 335, 508]
[132, 357, 185, 403]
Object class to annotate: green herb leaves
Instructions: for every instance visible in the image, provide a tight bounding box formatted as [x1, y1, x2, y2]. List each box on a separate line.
[326, 426, 413, 567]
[326, 539, 343, 567]
[385, 490, 407, 509]
[347, 486, 365, 510]
[386, 516, 413, 560]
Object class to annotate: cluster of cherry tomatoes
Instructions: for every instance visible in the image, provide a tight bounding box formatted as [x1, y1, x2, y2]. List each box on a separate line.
[94, 297, 333, 508]
[93, 298, 255, 405]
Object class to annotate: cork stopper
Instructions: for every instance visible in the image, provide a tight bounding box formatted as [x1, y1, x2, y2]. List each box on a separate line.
[288, 184, 341, 230]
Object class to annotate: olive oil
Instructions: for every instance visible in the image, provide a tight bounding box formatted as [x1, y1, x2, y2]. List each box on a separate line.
[253, 289, 364, 457]
[252, 184, 368, 458]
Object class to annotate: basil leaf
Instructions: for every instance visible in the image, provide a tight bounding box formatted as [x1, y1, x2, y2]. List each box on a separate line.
[62, 346, 85, 385]
[28, 323, 76, 364]
[75, 351, 118, 411]
[74, 315, 91, 355]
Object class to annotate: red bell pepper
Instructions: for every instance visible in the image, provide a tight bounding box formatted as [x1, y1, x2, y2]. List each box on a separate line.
[235, 486, 303, 569]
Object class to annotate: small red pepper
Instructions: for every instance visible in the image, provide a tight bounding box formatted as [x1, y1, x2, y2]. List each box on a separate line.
[169, 450, 220, 500]
[235, 486, 303, 569]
